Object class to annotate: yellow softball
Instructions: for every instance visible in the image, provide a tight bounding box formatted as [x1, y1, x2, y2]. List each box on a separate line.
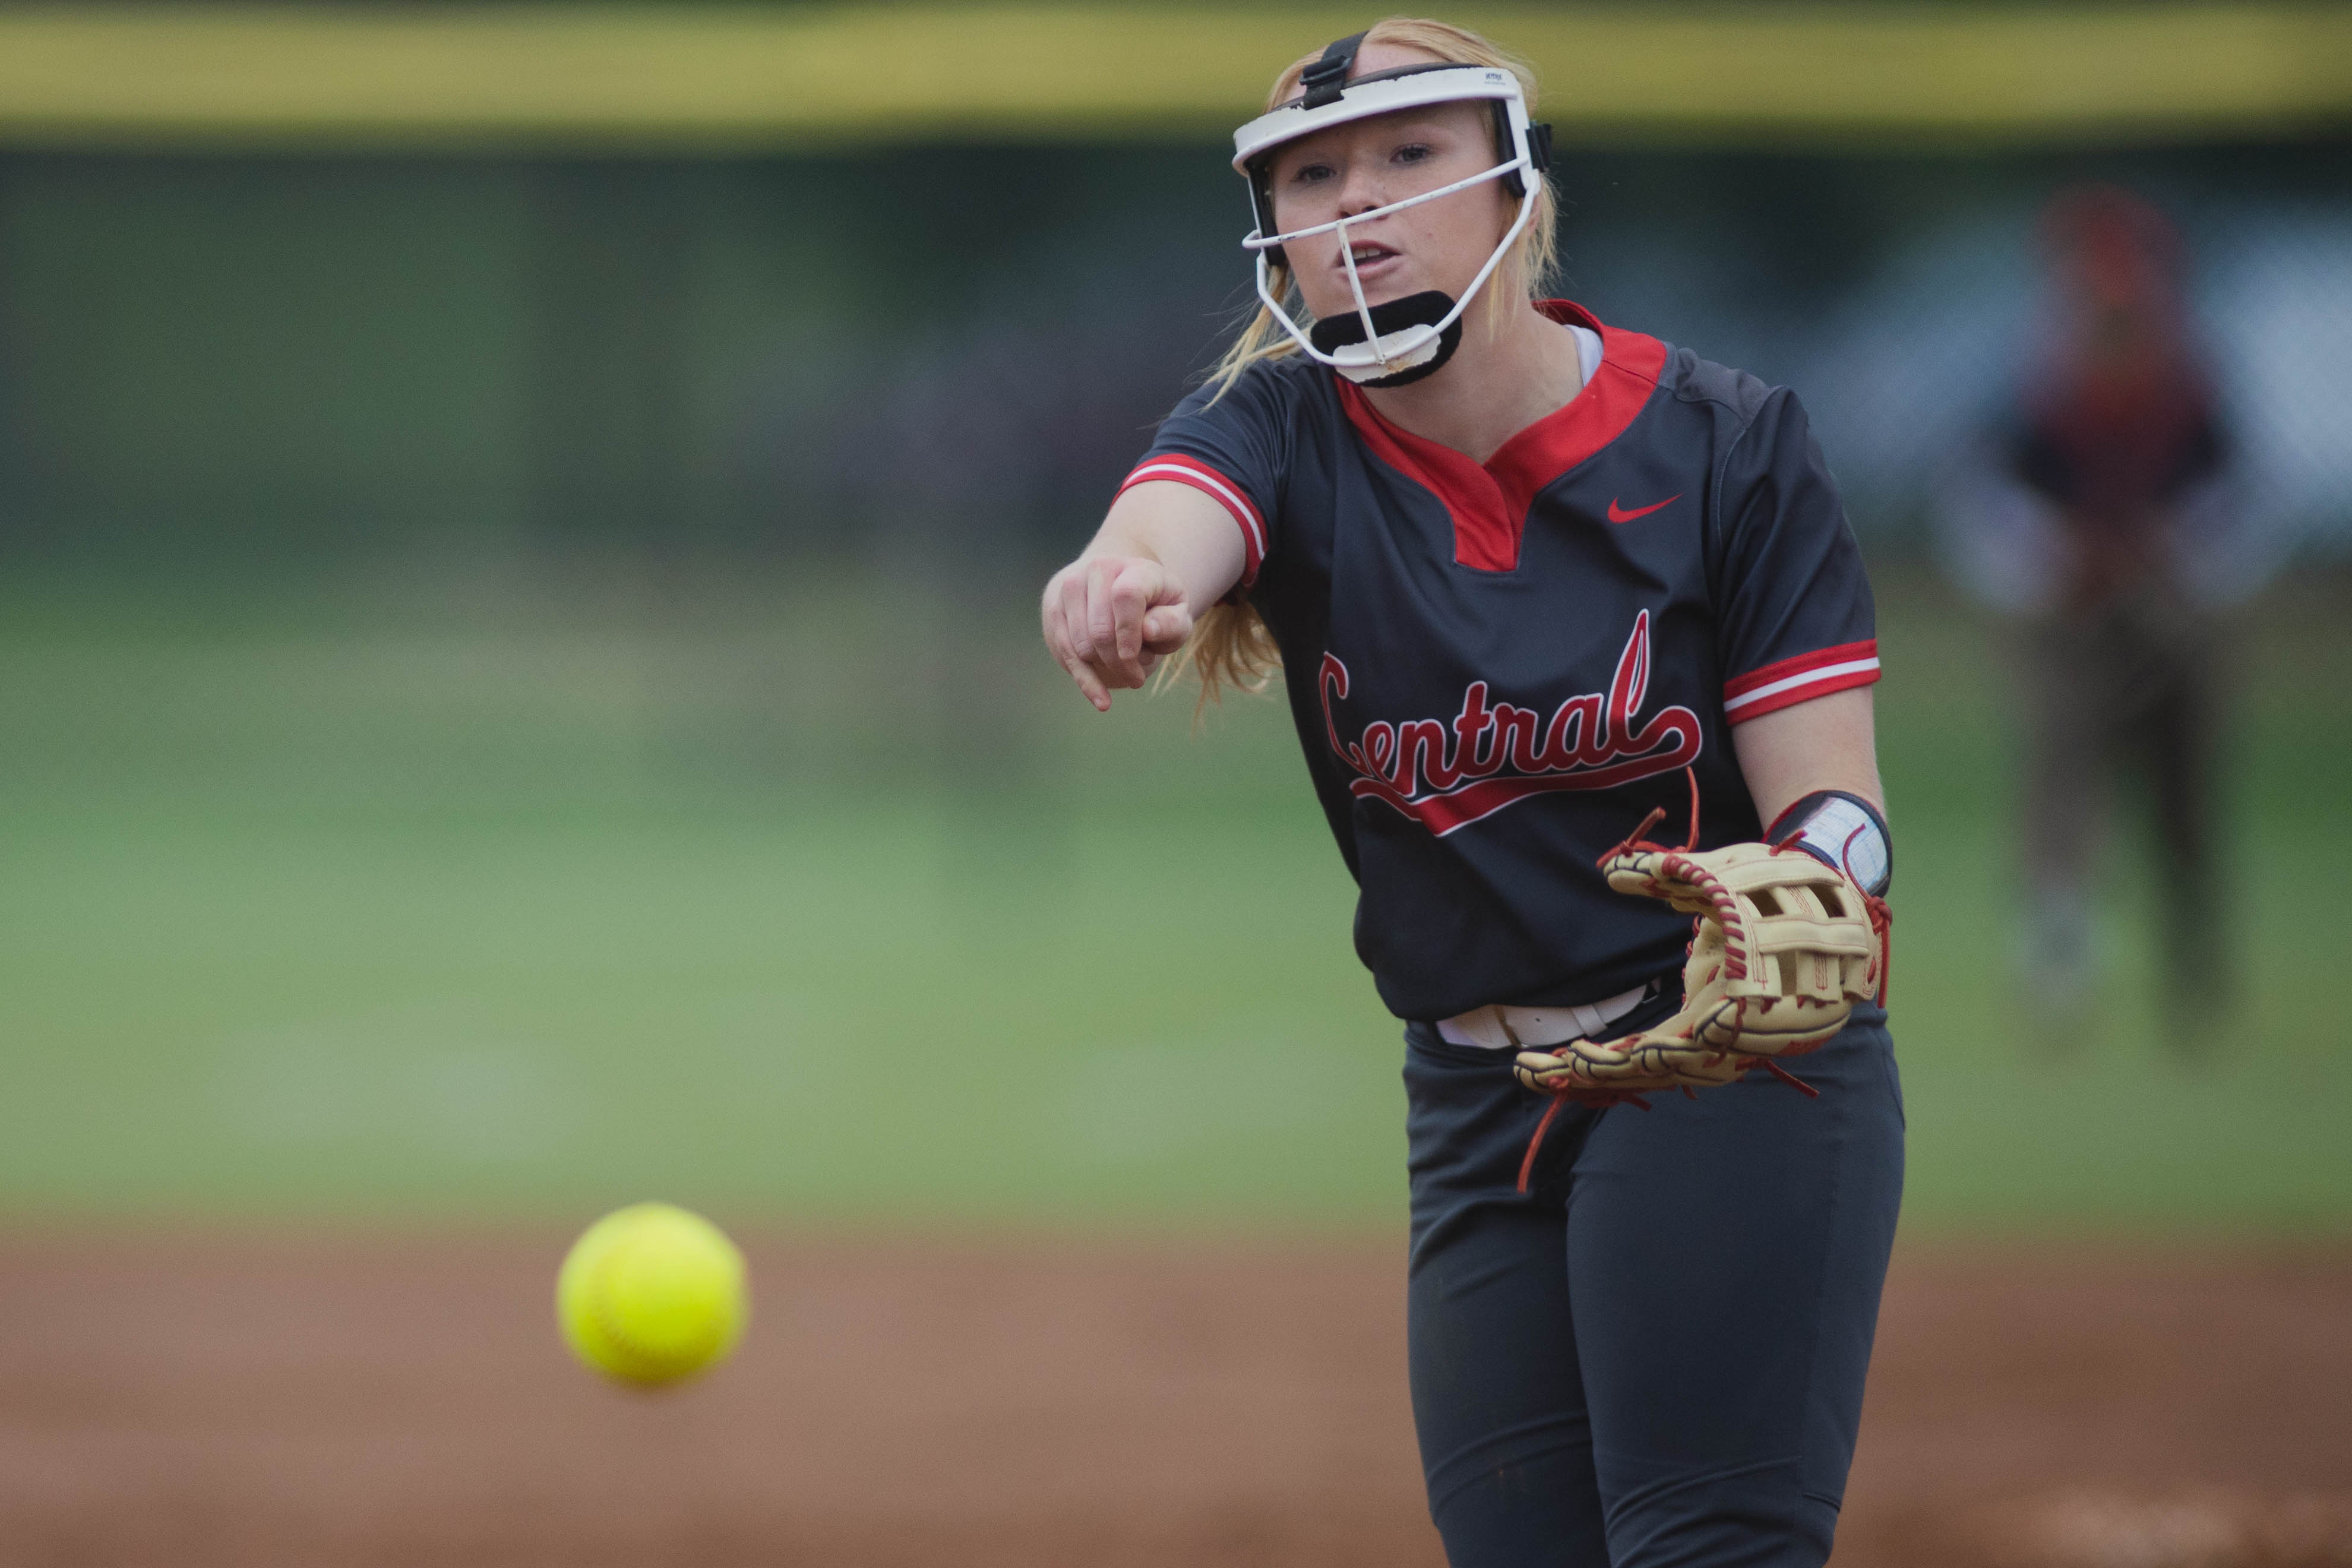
[557, 1202, 748, 1386]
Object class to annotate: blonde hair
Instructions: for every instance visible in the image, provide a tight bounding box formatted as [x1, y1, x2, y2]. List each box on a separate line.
[1171, 16, 1559, 715]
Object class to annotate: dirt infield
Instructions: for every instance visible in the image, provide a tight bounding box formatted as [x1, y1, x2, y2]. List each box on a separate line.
[0, 1234, 2345, 1567]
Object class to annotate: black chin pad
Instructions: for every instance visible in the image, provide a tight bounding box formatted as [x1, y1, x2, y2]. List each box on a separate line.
[1308, 290, 1452, 350]
[1308, 290, 1463, 387]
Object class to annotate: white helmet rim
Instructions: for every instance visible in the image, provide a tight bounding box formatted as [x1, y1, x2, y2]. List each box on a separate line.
[1230, 64, 1522, 173]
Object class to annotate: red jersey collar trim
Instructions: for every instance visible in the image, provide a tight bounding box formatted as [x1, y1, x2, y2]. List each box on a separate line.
[1334, 299, 1669, 573]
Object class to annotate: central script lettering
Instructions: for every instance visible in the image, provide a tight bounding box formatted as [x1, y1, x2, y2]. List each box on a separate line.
[1317, 611, 1702, 837]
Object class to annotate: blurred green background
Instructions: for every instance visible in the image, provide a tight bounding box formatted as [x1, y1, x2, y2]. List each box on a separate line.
[1, 559, 2343, 1232]
[0, 7, 2347, 1236]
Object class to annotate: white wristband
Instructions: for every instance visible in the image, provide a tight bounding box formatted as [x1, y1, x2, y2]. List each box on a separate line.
[1776, 793, 1890, 896]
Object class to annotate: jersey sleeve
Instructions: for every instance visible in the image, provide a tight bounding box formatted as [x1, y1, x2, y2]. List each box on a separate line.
[1115, 363, 1298, 588]
[1711, 387, 1880, 725]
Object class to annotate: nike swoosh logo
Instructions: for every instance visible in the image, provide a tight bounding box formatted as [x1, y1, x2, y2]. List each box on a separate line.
[1606, 494, 1681, 524]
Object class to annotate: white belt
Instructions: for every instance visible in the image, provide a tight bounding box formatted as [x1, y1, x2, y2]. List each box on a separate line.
[1437, 982, 1651, 1051]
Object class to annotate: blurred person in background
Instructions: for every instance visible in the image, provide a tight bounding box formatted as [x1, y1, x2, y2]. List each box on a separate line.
[1941, 185, 2237, 1055]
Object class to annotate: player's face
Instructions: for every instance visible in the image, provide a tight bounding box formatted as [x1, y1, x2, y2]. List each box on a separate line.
[1264, 96, 1512, 322]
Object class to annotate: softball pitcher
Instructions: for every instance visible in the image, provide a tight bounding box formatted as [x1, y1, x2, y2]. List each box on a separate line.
[1041, 18, 1904, 1566]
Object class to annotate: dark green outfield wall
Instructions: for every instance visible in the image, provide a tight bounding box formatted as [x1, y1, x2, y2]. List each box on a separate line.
[1, 139, 2344, 567]
[0, 147, 1239, 564]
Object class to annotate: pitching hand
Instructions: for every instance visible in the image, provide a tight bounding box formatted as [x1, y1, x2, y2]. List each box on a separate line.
[1041, 554, 1194, 712]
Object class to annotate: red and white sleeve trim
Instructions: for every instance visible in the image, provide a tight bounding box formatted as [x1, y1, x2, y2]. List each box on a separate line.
[1723, 638, 1880, 723]
[1117, 454, 1266, 586]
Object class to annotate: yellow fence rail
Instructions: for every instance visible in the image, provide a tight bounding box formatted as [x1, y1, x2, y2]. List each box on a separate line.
[0, 4, 2347, 150]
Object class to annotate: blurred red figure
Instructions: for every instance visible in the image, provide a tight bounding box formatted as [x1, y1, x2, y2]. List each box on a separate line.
[2005, 185, 2232, 1051]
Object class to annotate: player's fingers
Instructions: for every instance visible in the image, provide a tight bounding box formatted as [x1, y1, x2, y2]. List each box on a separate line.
[1083, 558, 1127, 666]
[1051, 633, 1114, 710]
[1107, 566, 1146, 663]
[1073, 616, 1142, 693]
[1102, 647, 1155, 691]
[1063, 571, 1102, 666]
[1045, 595, 1115, 711]
[1062, 648, 1114, 711]
[1105, 563, 1164, 684]
[1044, 593, 1104, 704]
[1140, 603, 1193, 654]
[1041, 582, 1076, 663]
[1098, 564, 1157, 684]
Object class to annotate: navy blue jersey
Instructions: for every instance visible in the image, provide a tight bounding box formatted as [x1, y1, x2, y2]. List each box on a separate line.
[1118, 301, 1879, 1022]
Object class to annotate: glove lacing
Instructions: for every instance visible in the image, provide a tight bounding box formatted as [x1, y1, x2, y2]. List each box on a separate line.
[1515, 767, 1870, 1196]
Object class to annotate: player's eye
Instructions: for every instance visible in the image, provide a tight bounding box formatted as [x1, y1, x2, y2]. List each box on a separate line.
[1395, 141, 1434, 165]
[1291, 161, 1336, 185]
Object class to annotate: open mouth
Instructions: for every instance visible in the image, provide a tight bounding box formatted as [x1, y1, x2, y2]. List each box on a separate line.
[1341, 242, 1400, 270]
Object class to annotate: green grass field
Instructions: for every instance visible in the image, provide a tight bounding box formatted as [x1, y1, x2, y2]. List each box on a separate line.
[1, 558, 2344, 1233]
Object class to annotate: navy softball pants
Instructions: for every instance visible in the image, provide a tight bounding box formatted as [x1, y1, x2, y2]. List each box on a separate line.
[1403, 997, 1904, 1568]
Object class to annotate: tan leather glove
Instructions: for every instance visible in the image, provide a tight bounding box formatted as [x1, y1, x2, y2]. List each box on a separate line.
[1514, 842, 1886, 1100]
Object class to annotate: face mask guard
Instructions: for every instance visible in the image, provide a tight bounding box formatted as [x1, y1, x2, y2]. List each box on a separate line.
[1231, 36, 1553, 385]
